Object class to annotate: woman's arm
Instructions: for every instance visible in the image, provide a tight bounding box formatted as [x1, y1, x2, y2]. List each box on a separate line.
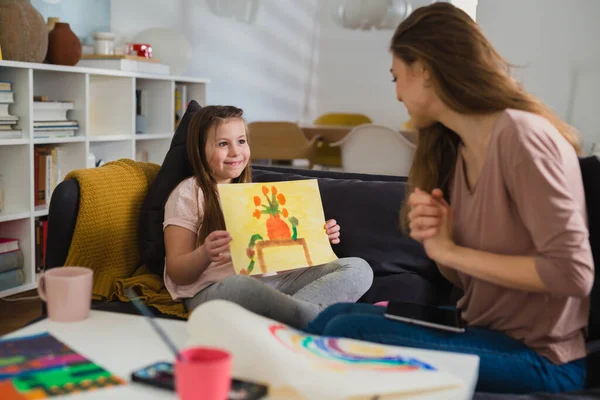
[164, 226, 211, 285]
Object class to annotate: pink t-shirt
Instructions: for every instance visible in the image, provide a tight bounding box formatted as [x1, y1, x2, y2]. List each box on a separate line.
[163, 177, 235, 300]
[450, 109, 594, 364]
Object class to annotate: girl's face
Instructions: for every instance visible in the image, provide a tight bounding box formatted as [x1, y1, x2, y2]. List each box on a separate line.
[205, 118, 250, 184]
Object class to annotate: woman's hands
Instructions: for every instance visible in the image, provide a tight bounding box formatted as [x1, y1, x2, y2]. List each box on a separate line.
[202, 230, 232, 262]
[407, 188, 456, 264]
[325, 219, 341, 244]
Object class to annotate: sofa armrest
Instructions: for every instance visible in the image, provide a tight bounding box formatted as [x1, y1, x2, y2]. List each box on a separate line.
[45, 179, 80, 270]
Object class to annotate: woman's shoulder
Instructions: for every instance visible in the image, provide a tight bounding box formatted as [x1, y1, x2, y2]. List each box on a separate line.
[495, 109, 572, 162]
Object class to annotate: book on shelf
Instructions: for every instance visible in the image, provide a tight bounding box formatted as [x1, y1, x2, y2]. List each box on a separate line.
[33, 100, 74, 122]
[0, 238, 19, 254]
[0, 249, 24, 274]
[33, 130, 76, 139]
[174, 84, 187, 128]
[34, 120, 79, 131]
[0, 268, 25, 291]
[0, 129, 22, 139]
[34, 146, 62, 206]
[0, 102, 15, 118]
[0, 81, 11, 91]
[35, 217, 48, 273]
[0, 92, 14, 103]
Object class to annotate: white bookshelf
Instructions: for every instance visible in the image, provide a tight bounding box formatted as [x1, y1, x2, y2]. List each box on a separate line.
[0, 60, 209, 297]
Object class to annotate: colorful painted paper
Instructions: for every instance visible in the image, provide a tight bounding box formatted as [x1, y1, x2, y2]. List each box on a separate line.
[218, 179, 338, 275]
[0, 332, 125, 399]
[187, 300, 468, 400]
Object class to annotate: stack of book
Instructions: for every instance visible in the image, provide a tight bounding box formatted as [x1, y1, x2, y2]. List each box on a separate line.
[0, 81, 22, 139]
[0, 238, 25, 292]
[33, 100, 79, 139]
[34, 145, 62, 206]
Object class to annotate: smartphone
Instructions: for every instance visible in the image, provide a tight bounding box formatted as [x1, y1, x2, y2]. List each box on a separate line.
[131, 361, 268, 400]
[383, 301, 466, 333]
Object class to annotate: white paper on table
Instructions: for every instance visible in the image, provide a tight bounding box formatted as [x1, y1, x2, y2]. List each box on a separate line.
[186, 300, 465, 400]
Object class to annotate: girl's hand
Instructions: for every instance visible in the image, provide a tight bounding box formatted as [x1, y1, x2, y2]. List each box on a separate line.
[325, 219, 341, 244]
[203, 230, 232, 262]
[408, 188, 456, 263]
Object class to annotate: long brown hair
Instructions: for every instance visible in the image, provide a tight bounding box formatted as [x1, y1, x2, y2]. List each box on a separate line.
[186, 105, 252, 244]
[393, 2, 581, 231]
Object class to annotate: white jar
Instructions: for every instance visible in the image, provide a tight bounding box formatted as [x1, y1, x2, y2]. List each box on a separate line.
[93, 32, 116, 55]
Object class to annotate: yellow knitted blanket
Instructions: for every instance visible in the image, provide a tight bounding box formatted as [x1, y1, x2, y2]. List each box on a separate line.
[64, 159, 188, 319]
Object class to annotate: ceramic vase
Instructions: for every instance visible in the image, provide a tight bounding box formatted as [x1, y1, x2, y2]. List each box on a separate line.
[0, 0, 48, 62]
[47, 22, 82, 66]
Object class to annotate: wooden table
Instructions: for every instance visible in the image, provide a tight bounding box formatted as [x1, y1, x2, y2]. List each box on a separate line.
[300, 124, 418, 146]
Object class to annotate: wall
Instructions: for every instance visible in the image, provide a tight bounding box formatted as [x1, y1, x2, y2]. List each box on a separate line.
[31, 0, 110, 43]
[477, 0, 600, 153]
[314, 0, 600, 152]
[312, 0, 435, 130]
[110, 0, 318, 123]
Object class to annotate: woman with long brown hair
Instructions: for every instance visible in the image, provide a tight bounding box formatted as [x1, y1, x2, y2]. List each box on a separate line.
[305, 3, 593, 393]
[162, 105, 373, 329]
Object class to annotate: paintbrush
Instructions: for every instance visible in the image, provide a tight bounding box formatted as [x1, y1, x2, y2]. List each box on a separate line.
[124, 287, 184, 361]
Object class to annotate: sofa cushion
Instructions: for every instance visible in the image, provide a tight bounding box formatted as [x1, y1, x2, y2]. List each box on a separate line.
[139, 100, 201, 276]
[580, 155, 600, 342]
[251, 167, 451, 304]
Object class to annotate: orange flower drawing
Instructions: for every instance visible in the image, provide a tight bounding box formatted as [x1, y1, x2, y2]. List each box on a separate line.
[246, 185, 301, 273]
[277, 193, 286, 205]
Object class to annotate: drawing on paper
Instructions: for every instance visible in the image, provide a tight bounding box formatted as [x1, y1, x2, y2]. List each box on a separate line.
[219, 179, 338, 275]
[269, 324, 436, 372]
[0, 332, 125, 399]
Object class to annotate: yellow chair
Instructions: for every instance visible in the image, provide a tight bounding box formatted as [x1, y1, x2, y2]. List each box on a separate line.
[248, 122, 321, 168]
[312, 113, 373, 167]
[314, 113, 372, 126]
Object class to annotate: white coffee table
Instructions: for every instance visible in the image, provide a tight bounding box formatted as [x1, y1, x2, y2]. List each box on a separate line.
[3, 311, 480, 399]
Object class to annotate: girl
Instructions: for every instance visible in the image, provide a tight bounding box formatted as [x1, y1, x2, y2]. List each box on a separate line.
[305, 2, 594, 394]
[163, 105, 373, 329]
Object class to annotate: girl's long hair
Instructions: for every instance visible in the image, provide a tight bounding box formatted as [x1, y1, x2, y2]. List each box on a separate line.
[186, 105, 252, 244]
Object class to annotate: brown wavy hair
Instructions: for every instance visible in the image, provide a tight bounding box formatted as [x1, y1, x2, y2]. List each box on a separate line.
[393, 2, 581, 231]
[186, 105, 252, 245]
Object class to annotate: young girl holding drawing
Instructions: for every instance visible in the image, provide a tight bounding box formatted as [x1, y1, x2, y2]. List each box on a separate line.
[162, 105, 373, 328]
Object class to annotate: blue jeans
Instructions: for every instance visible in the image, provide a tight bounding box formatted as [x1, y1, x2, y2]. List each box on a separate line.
[305, 303, 586, 394]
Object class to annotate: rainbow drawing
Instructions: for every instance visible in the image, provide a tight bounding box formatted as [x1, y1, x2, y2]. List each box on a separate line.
[269, 324, 436, 372]
[0, 332, 124, 399]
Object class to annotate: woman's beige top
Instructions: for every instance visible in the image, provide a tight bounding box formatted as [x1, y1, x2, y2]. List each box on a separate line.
[450, 109, 594, 364]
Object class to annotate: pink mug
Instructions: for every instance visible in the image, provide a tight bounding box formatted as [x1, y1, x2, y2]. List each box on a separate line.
[38, 266, 93, 322]
[175, 347, 232, 400]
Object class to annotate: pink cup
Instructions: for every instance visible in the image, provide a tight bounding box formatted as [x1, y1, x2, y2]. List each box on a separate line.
[38, 266, 93, 322]
[175, 347, 232, 400]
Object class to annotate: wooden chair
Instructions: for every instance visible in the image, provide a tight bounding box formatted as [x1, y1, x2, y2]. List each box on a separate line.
[248, 122, 321, 168]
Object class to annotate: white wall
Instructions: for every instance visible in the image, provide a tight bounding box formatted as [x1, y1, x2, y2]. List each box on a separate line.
[477, 0, 600, 153]
[314, 0, 600, 152]
[111, 0, 318, 122]
[312, 1, 431, 129]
